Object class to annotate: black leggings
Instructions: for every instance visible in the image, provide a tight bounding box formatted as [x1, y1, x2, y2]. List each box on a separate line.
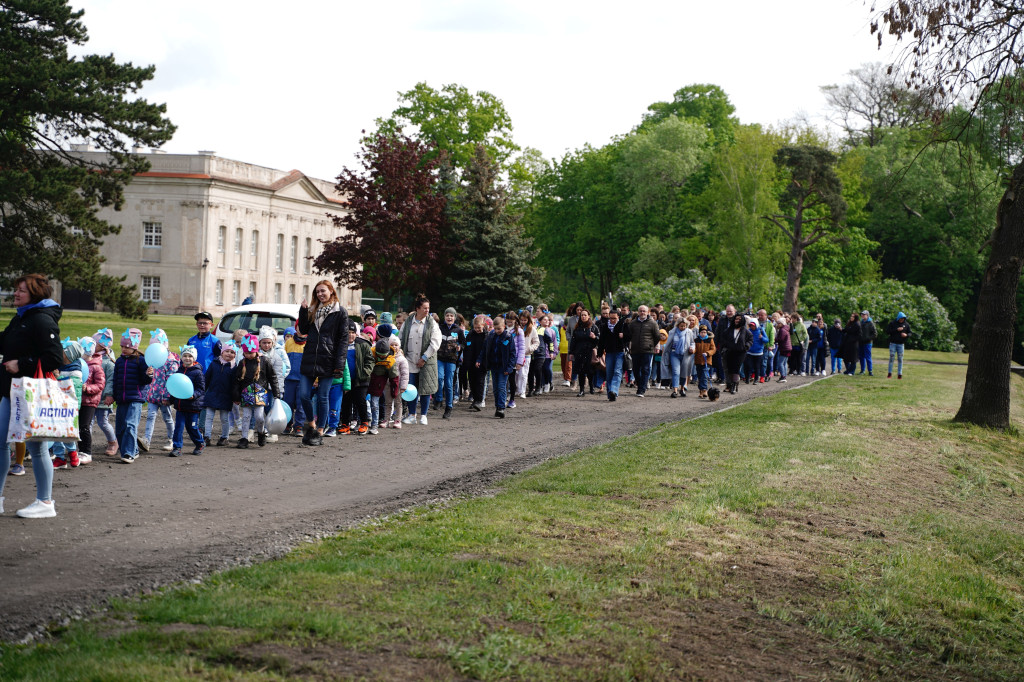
[575, 357, 595, 393]
[341, 385, 368, 425]
[528, 355, 545, 393]
[79, 404, 96, 455]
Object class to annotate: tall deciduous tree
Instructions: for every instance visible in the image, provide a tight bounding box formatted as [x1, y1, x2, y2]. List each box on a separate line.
[821, 63, 936, 147]
[314, 132, 449, 311]
[0, 0, 175, 316]
[438, 145, 543, 314]
[376, 82, 519, 172]
[873, 0, 1024, 428]
[763, 145, 847, 312]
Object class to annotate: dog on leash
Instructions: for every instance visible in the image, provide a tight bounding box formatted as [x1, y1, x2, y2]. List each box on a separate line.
[706, 386, 720, 402]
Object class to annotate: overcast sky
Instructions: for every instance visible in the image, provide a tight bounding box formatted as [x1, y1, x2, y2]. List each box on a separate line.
[71, 0, 898, 181]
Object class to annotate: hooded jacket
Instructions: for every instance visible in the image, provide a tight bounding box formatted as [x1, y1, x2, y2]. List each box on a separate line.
[485, 328, 517, 375]
[0, 300, 63, 401]
[886, 316, 911, 345]
[204, 356, 237, 410]
[82, 353, 106, 408]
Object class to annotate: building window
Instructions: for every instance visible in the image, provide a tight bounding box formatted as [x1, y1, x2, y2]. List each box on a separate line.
[274, 283, 282, 304]
[218, 226, 226, 253]
[288, 284, 296, 304]
[232, 280, 240, 306]
[275, 234, 283, 271]
[248, 281, 256, 300]
[234, 228, 242, 254]
[302, 285, 309, 303]
[141, 276, 161, 302]
[304, 238, 312, 275]
[143, 222, 162, 247]
[290, 236, 298, 273]
[250, 230, 259, 269]
[215, 279, 224, 305]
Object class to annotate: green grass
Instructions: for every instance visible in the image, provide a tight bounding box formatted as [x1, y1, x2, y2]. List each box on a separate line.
[1, 355, 1023, 680]
[0, 310, 204, 351]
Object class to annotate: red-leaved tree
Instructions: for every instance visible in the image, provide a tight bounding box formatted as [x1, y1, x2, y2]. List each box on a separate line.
[314, 132, 450, 310]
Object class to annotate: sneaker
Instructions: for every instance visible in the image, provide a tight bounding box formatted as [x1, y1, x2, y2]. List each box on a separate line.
[53, 457, 69, 470]
[307, 430, 324, 446]
[162, 439, 174, 452]
[137, 437, 150, 452]
[432, 401, 442, 411]
[329, 427, 342, 437]
[119, 453, 135, 464]
[16, 499, 56, 519]
[268, 434, 278, 443]
[9, 464, 25, 476]
[759, 377, 765, 383]
[442, 407, 452, 419]
[68, 450, 80, 467]
[357, 422, 368, 435]
[507, 400, 516, 409]
[778, 378, 787, 383]
[608, 392, 616, 402]
[78, 453, 92, 465]
[217, 437, 229, 446]
[495, 409, 505, 418]
[237, 438, 249, 449]
[392, 420, 402, 430]
[419, 414, 428, 426]
[887, 373, 892, 378]
[562, 380, 570, 387]
[169, 448, 182, 457]
[192, 442, 205, 455]
[636, 393, 645, 399]
[898, 374, 902, 379]
[470, 402, 482, 412]
[670, 391, 678, 398]
[256, 431, 267, 447]
[401, 414, 416, 425]
[104, 442, 119, 456]
[369, 425, 379, 435]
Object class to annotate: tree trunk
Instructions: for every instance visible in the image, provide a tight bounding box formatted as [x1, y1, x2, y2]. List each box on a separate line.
[954, 162, 1024, 428]
[783, 240, 804, 313]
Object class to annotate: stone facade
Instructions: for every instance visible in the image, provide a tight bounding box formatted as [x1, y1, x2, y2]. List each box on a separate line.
[74, 150, 359, 315]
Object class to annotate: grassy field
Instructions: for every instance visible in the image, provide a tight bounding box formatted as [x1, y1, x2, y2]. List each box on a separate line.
[2, 325, 1021, 678]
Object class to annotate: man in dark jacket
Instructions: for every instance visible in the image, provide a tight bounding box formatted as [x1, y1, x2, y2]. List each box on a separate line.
[886, 312, 911, 379]
[858, 310, 878, 376]
[713, 304, 736, 384]
[597, 308, 627, 401]
[626, 305, 661, 397]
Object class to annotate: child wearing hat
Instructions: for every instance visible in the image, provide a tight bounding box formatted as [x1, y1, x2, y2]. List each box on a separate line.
[51, 338, 85, 469]
[258, 326, 290, 442]
[170, 345, 206, 457]
[282, 327, 307, 435]
[232, 334, 280, 448]
[78, 336, 105, 463]
[92, 328, 119, 457]
[204, 341, 237, 446]
[141, 329, 179, 453]
[112, 328, 155, 463]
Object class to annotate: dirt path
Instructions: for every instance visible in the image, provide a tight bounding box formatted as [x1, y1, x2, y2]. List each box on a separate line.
[0, 374, 822, 642]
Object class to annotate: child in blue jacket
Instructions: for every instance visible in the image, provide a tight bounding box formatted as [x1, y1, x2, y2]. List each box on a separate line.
[484, 316, 517, 418]
[170, 345, 206, 457]
[204, 341, 237, 446]
[112, 328, 154, 463]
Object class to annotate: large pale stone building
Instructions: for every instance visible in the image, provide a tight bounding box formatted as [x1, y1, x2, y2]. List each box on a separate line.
[69, 150, 360, 315]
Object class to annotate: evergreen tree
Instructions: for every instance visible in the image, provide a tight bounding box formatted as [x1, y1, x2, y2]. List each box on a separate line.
[0, 0, 175, 316]
[439, 145, 543, 314]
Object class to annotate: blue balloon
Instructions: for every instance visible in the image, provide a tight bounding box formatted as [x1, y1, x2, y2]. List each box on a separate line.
[280, 400, 292, 423]
[166, 373, 193, 400]
[401, 385, 418, 402]
[144, 343, 168, 368]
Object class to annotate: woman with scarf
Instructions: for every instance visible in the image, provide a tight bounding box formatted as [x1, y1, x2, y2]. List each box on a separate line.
[0, 274, 64, 518]
[296, 280, 349, 446]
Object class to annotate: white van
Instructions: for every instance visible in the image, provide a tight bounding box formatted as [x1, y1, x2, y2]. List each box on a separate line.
[214, 303, 301, 343]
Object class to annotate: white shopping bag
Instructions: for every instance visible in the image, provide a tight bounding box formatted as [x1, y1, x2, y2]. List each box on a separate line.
[8, 363, 80, 443]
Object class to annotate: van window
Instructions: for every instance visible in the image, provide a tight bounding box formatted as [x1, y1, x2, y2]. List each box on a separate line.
[219, 312, 296, 336]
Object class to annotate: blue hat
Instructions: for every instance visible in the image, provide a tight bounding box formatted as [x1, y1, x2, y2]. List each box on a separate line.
[897, 311, 906, 320]
[285, 326, 296, 336]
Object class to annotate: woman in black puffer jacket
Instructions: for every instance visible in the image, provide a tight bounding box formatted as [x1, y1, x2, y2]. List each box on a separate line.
[0, 274, 64, 519]
[296, 280, 349, 445]
[569, 309, 599, 397]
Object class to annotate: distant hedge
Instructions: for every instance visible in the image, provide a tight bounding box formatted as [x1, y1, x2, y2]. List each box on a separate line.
[615, 273, 958, 351]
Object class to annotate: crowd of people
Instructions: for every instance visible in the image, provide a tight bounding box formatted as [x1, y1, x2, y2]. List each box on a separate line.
[0, 275, 914, 520]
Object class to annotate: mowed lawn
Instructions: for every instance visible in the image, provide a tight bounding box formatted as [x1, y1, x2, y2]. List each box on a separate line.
[0, 319, 1022, 679]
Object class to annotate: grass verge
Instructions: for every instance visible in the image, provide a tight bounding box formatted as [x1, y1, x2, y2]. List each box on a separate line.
[1, 360, 1022, 680]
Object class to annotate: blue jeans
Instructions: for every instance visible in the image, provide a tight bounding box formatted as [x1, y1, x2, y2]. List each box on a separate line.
[889, 343, 904, 375]
[173, 411, 204, 449]
[604, 352, 624, 396]
[670, 353, 685, 388]
[95, 407, 116, 442]
[632, 353, 653, 394]
[0, 397, 53, 503]
[778, 356, 788, 379]
[299, 373, 331, 428]
[542, 358, 553, 388]
[283, 378, 307, 427]
[328, 382, 344, 429]
[144, 402, 173, 442]
[761, 349, 774, 377]
[405, 372, 431, 416]
[830, 348, 842, 373]
[697, 364, 709, 391]
[490, 369, 509, 409]
[115, 401, 144, 458]
[204, 408, 231, 439]
[435, 360, 457, 408]
[859, 342, 873, 373]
